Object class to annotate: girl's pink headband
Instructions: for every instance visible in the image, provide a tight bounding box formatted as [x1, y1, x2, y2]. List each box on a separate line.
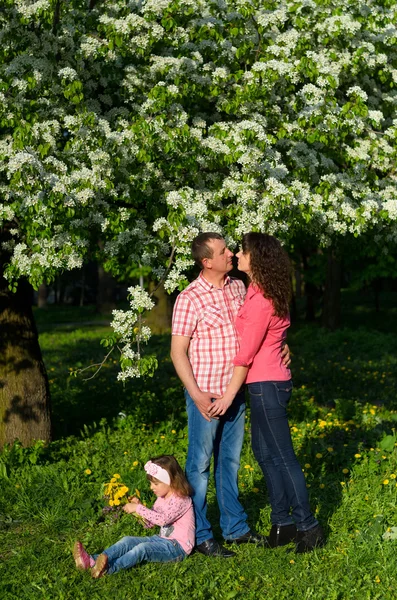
[144, 460, 171, 485]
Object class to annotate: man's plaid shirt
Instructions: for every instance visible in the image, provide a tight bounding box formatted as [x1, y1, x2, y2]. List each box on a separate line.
[171, 273, 246, 396]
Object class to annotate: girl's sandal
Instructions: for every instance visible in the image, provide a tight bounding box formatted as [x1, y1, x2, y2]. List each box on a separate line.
[91, 553, 108, 578]
[73, 541, 91, 570]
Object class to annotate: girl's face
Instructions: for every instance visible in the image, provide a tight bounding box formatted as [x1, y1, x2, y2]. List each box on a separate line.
[150, 477, 172, 499]
[236, 249, 251, 276]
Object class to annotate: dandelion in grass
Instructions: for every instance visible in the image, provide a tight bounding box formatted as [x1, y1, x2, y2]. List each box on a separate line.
[342, 469, 349, 474]
[390, 474, 396, 479]
[354, 454, 361, 458]
[320, 483, 325, 489]
[383, 479, 389, 485]
[85, 469, 92, 475]
[316, 453, 323, 459]
[327, 447, 334, 452]
[305, 463, 311, 469]
[252, 488, 259, 493]
[375, 576, 380, 583]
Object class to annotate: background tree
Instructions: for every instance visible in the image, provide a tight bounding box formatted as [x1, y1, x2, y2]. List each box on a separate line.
[0, 0, 396, 444]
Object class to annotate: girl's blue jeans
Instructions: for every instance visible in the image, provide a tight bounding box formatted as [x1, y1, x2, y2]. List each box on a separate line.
[248, 380, 318, 532]
[93, 535, 186, 574]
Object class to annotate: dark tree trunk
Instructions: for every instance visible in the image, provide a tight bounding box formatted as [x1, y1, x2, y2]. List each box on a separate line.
[37, 283, 47, 309]
[96, 263, 116, 314]
[0, 277, 52, 447]
[322, 247, 341, 330]
[302, 253, 317, 322]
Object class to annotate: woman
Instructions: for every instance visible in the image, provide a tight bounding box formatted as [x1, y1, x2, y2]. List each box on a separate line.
[208, 232, 324, 553]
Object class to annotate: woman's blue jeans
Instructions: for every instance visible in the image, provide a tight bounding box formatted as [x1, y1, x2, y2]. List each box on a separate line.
[93, 535, 186, 574]
[185, 389, 249, 545]
[248, 380, 317, 532]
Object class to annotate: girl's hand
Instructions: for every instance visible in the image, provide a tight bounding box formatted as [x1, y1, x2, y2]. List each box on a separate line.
[207, 396, 233, 417]
[123, 502, 138, 514]
[127, 496, 140, 504]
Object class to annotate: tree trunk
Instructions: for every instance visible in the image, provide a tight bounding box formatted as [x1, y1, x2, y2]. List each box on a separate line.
[322, 247, 341, 330]
[37, 283, 47, 309]
[0, 277, 52, 447]
[302, 253, 317, 322]
[96, 263, 116, 314]
[146, 282, 172, 333]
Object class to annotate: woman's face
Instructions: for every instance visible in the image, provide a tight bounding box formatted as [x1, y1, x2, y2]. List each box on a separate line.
[236, 249, 251, 275]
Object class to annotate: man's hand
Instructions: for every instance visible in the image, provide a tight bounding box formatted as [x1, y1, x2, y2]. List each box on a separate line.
[281, 343, 291, 368]
[192, 390, 221, 421]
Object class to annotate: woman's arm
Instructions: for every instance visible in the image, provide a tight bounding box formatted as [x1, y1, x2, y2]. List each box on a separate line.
[207, 366, 248, 417]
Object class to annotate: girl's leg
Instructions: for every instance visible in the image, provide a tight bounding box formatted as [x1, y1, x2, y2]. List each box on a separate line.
[107, 536, 185, 574]
[248, 381, 317, 532]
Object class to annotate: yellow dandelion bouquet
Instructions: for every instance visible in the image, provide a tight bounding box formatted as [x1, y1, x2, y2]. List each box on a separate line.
[102, 473, 146, 525]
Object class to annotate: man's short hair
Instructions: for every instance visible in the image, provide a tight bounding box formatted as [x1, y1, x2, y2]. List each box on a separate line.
[191, 232, 224, 268]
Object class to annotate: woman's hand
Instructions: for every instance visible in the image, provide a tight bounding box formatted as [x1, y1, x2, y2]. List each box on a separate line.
[207, 395, 234, 417]
[123, 502, 138, 514]
[281, 343, 291, 368]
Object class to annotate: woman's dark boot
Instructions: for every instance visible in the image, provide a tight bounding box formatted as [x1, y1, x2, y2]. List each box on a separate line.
[295, 524, 326, 553]
[266, 524, 297, 547]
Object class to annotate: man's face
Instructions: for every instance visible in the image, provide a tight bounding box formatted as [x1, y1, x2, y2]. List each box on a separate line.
[202, 238, 234, 275]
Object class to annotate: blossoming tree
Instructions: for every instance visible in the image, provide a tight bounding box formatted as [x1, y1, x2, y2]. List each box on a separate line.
[1, 0, 396, 445]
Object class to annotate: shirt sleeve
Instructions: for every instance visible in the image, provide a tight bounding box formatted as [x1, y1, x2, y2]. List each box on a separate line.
[171, 293, 197, 337]
[233, 295, 272, 368]
[135, 495, 192, 526]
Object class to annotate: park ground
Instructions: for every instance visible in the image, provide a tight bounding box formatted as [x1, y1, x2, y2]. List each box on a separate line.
[1, 290, 397, 600]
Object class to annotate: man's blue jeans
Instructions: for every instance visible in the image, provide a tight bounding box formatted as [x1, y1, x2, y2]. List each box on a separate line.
[93, 535, 186, 574]
[248, 380, 318, 532]
[185, 388, 249, 545]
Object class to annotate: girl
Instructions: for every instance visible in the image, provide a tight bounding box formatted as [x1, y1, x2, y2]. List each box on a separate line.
[73, 455, 195, 578]
[208, 232, 325, 553]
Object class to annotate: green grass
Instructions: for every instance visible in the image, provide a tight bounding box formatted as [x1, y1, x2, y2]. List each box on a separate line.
[1, 294, 397, 600]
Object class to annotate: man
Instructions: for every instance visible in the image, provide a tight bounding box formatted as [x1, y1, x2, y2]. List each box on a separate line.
[171, 232, 289, 558]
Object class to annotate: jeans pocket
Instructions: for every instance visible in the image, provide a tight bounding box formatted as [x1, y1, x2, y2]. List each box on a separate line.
[248, 382, 262, 397]
[274, 381, 293, 408]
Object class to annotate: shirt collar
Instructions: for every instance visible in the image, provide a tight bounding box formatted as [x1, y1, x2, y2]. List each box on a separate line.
[198, 271, 231, 291]
[246, 282, 261, 300]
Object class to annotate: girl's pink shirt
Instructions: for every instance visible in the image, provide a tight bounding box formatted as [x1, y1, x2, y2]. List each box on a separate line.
[135, 493, 195, 554]
[232, 284, 291, 383]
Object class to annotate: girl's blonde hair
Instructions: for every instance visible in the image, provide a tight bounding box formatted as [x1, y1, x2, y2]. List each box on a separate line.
[147, 455, 193, 497]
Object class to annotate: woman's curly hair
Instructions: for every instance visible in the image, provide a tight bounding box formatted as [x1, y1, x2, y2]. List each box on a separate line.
[242, 232, 291, 318]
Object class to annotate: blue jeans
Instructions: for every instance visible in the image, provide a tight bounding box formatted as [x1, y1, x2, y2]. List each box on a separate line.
[248, 380, 318, 532]
[93, 535, 186, 574]
[185, 388, 249, 544]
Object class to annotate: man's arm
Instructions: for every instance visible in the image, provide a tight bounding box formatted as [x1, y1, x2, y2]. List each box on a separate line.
[171, 335, 217, 421]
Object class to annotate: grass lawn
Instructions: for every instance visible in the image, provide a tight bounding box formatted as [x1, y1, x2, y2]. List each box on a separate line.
[1, 290, 397, 599]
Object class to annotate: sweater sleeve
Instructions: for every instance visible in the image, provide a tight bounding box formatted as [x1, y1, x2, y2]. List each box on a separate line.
[233, 295, 272, 368]
[135, 495, 192, 527]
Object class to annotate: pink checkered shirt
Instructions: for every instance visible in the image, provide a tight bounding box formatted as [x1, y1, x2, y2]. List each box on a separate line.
[172, 273, 246, 395]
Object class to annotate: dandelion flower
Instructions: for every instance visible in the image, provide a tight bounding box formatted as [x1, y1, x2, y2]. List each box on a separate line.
[252, 487, 259, 493]
[132, 460, 139, 466]
[290, 559, 295, 564]
[85, 469, 92, 475]
[383, 479, 389, 485]
[354, 454, 361, 458]
[305, 463, 311, 469]
[342, 468, 349, 474]
[244, 465, 251, 469]
[390, 474, 396, 479]
[320, 483, 325, 489]
[327, 447, 334, 452]
[171, 430, 176, 434]
[316, 453, 323, 459]
[113, 473, 121, 479]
